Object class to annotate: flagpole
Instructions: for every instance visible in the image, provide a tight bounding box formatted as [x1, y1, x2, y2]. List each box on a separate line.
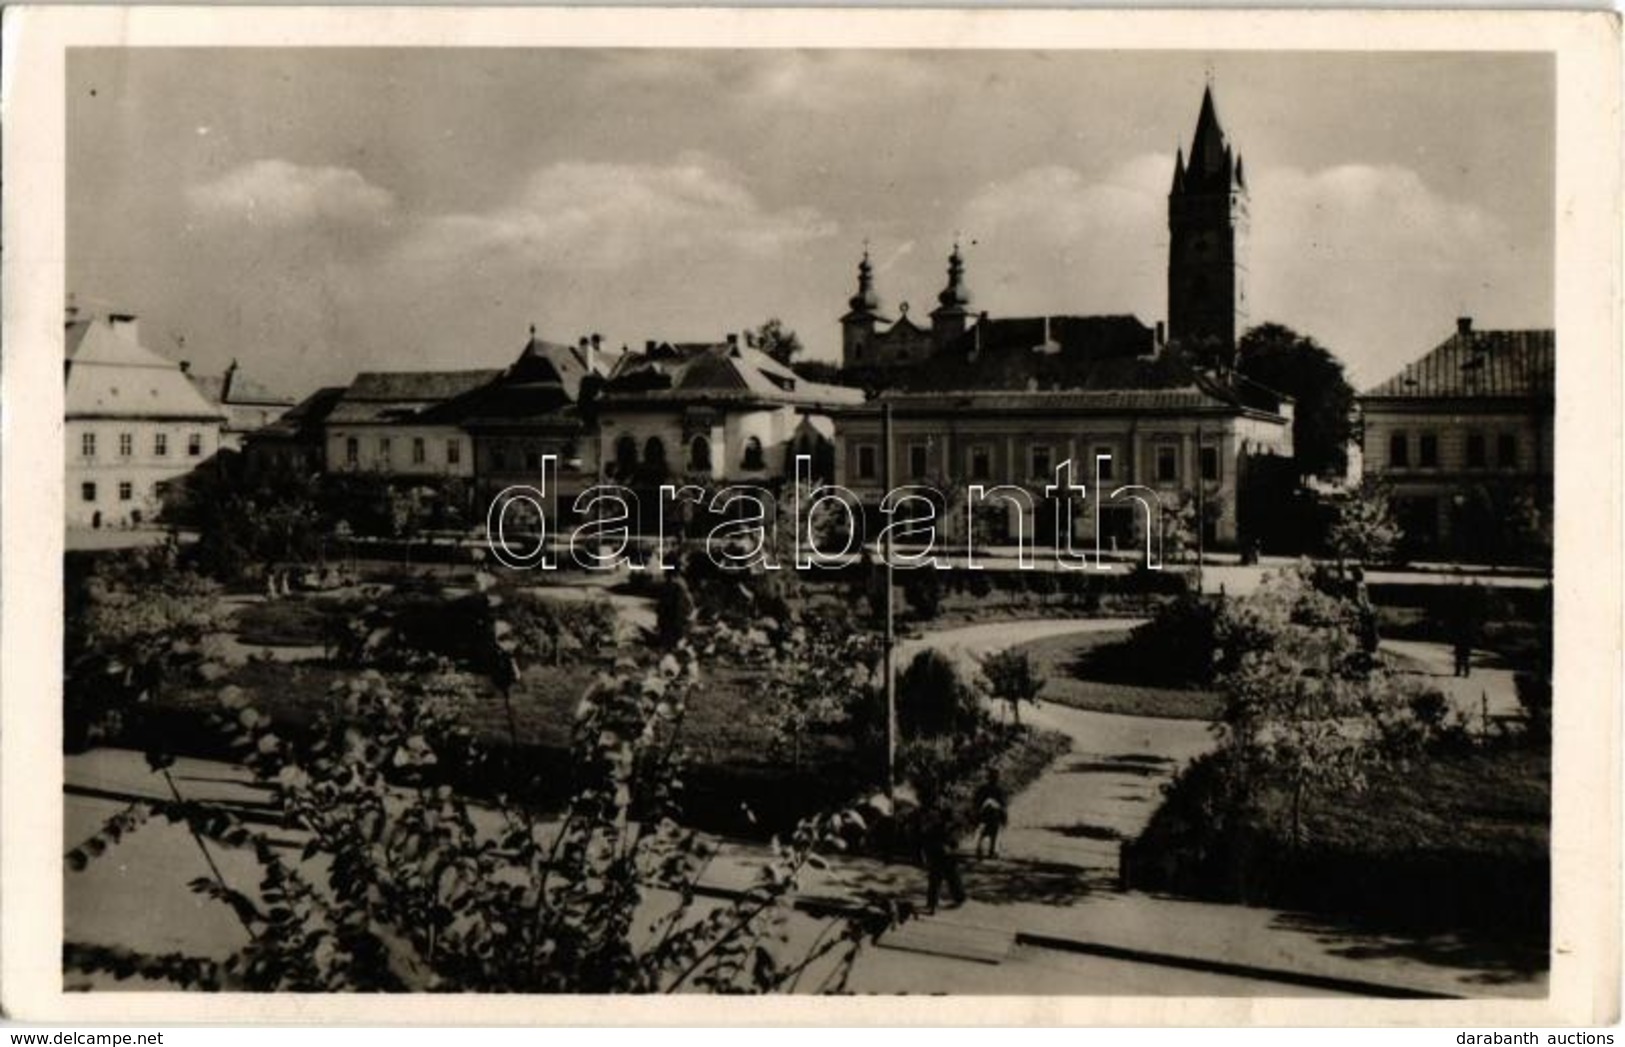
[882, 400, 897, 803]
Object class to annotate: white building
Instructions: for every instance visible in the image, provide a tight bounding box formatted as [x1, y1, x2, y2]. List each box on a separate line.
[322, 369, 500, 479]
[595, 337, 864, 489]
[65, 310, 227, 529]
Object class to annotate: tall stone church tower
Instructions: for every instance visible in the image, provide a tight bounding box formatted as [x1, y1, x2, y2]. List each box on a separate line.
[1168, 85, 1249, 369]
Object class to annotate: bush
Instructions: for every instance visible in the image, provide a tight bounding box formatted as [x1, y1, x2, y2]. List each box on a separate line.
[896, 648, 981, 740]
[1514, 672, 1551, 746]
[654, 577, 696, 648]
[1086, 593, 1220, 688]
[902, 568, 942, 620]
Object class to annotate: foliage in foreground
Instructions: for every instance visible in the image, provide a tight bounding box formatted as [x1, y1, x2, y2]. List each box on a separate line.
[66, 566, 903, 993]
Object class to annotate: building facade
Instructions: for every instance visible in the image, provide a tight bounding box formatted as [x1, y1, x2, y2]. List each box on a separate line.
[65, 310, 227, 529]
[827, 85, 1291, 551]
[1359, 317, 1554, 561]
[322, 370, 498, 479]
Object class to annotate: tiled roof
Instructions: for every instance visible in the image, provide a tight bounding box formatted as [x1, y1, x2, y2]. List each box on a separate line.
[327, 369, 502, 425]
[845, 385, 1278, 418]
[250, 386, 347, 440]
[887, 314, 1160, 393]
[1363, 327, 1554, 399]
[65, 316, 227, 421]
[603, 343, 865, 409]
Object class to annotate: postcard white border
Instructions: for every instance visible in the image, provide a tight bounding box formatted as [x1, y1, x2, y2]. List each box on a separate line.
[2, 5, 1619, 1026]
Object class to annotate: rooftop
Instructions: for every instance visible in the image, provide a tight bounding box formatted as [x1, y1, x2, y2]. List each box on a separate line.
[1363, 321, 1555, 400]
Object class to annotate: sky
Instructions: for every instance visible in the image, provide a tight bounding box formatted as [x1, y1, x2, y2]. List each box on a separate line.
[67, 48, 1554, 396]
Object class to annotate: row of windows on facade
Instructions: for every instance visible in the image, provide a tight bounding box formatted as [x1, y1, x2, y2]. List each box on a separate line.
[80, 480, 155, 503]
[1385, 431, 1522, 471]
[851, 442, 1222, 485]
[345, 436, 462, 468]
[79, 432, 204, 459]
[610, 434, 765, 475]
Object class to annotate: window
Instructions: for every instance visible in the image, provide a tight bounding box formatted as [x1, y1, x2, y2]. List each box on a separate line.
[118, 433, 133, 457]
[81, 432, 96, 458]
[1497, 433, 1518, 469]
[909, 443, 929, 479]
[1030, 444, 1053, 481]
[1155, 445, 1178, 483]
[614, 435, 638, 476]
[968, 445, 992, 482]
[118, 481, 133, 502]
[1388, 433, 1409, 468]
[81, 482, 97, 503]
[689, 435, 712, 472]
[1200, 445, 1220, 482]
[1419, 433, 1439, 468]
[378, 438, 392, 467]
[856, 444, 877, 481]
[188, 433, 203, 457]
[1466, 433, 1487, 469]
[643, 437, 667, 472]
[345, 437, 359, 467]
[741, 436, 765, 471]
[447, 439, 461, 465]
[154, 433, 168, 457]
[412, 438, 426, 465]
[1094, 447, 1115, 483]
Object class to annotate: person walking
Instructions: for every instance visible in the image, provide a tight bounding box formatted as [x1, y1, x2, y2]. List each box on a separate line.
[917, 788, 966, 915]
[972, 768, 1008, 859]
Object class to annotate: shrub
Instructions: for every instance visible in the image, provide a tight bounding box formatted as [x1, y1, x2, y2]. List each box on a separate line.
[654, 577, 696, 648]
[896, 648, 981, 740]
[1514, 672, 1552, 747]
[902, 568, 942, 620]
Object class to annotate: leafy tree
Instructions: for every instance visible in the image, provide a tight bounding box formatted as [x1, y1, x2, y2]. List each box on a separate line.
[1211, 564, 1414, 847]
[748, 318, 804, 366]
[1326, 478, 1402, 566]
[761, 607, 882, 773]
[1237, 323, 1356, 480]
[980, 648, 1045, 726]
[896, 648, 981, 740]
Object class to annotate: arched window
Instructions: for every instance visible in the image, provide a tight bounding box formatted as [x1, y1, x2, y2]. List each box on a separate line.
[643, 437, 667, 471]
[741, 436, 765, 471]
[689, 435, 712, 472]
[614, 435, 638, 477]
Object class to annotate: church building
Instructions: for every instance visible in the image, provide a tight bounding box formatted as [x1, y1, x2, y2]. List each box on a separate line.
[831, 86, 1293, 552]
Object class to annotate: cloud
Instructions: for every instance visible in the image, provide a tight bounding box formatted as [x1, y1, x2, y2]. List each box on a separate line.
[187, 159, 396, 228]
[954, 155, 1169, 319]
[955, 156, 1530, 385]
[397, 154, 836, 271]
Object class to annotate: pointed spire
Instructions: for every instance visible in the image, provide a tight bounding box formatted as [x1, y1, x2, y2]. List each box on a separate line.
[1171, 146, 1186, 193]
[1186, 82, 1233, 189]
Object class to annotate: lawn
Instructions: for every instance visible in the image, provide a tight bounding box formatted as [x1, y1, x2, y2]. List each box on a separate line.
[1124, 743, 1550, 941]
[1012, 630, 1223, 721]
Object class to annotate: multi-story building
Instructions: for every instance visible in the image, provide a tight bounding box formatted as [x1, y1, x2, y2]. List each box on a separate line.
[322, 369, 499, 479]
[1359, 317, 1554, 561]
[591, 336, 863, 536]
[457, 331, 606, 513]
[65, 309, 227, 529]
[829, 85, 1292, 551]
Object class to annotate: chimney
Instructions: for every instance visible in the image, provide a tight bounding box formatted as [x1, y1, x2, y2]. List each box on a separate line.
[726, 333, 739, 351]
[1457, 316, 1473, 336]
[645, 340, 656, 353]
[179, 360, 190, 375]
[1155, 321, 1166, 346]
[587, 333, 600, 374]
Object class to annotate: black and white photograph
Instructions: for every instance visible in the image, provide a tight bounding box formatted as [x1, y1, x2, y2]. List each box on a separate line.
[3, 6, 1619, 1027]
